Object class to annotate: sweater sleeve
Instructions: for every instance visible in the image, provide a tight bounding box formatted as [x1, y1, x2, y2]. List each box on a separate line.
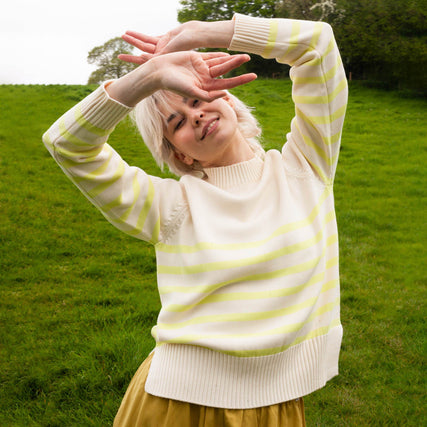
[229, 14, 348, 185]
[42, 84, 185, 244]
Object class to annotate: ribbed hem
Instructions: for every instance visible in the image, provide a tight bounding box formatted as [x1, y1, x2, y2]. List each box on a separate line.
[145, 325, 342, 409]
[78, 82, 133, 131]
[229, 14, 272, 56]
[203, 156, 264, 189]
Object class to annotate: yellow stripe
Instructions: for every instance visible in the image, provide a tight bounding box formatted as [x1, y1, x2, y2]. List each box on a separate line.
[124, 177, 156, 236]
[162, 250, 338, 301]
[324, 210, 336, 223]
[101, 193, 124, 213]
[73, 145, 114, 184]
[75, 105, 111, 136]
[166, 299, 339, 344]
[294, 108, 343, 147]
[158, 227, 327, 275]
[115, 173, 142, 222]
[160, 252, 322, 293]
[276, 21, 301, 63]
[226, 318, 342, 357]
[300, 103, 347, 126]
[293, 56, 343, 85]
[323, 38, 335, 59]
[301, 38, 335, 68]
[277, 21, 323, 65]
[87, 160, 125, 199]
[55, 119, 105, 166]
[165, 272, 338, 317]
[326, 255, 339, 269]
[58, 118, 93, 147]
[309, 22, 323, 51]
[160, 240, 338, 299]
[56, 146, 104, 167]
[295, 120, 330, 165]
[157, 299, 340, 356]
[263, 20, 279, 58]
[167, 271, 325, 309]
[43, 131, 52, 147]
[293, 77, 348, 104]
[310, 161, 329, 184]
[160, 296, 321, 330]
[150, 218, 161, 244]
[156, 187, 332, 254]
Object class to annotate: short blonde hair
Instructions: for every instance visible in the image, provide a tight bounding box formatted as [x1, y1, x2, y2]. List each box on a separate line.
[131, 90, 264, 177]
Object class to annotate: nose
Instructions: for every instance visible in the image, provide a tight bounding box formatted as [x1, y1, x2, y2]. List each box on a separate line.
[191, 111, 204, 126]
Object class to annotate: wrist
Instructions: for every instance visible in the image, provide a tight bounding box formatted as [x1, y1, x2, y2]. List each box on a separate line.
[105, 60, 160, 107]
[199, 20, 235, 49]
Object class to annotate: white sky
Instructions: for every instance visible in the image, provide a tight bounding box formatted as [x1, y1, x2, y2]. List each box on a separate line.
[0, 0, 181, 84]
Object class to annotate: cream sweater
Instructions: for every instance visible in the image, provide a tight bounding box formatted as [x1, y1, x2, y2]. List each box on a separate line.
[43, 14, 348, 408]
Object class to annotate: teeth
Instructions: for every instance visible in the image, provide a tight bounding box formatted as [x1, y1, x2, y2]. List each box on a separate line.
[206, 119, 217, 134]
[202, 119, 218, 140]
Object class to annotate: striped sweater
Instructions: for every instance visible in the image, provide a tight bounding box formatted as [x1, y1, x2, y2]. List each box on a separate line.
[43, 14, 348, 408]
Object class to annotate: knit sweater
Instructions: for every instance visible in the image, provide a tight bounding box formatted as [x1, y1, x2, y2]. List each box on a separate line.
[43, 14, 348, 408]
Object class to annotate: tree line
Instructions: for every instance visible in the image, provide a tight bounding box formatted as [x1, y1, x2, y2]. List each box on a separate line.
[88, 0, 426, 94]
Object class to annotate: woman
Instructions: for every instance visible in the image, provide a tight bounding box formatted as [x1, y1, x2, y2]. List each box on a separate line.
[43, 13, 347, 426]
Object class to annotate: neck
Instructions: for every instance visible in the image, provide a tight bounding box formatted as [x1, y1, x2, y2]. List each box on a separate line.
[199, 135, 255, 168]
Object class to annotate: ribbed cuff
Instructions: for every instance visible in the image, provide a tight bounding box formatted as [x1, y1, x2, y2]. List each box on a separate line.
[229, 13, 272, 56]
[78, 82, 133, 131]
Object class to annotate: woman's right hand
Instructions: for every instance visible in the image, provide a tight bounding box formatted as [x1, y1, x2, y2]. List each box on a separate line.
[106, 50, 256, 107]
[153, 50, 255, 101]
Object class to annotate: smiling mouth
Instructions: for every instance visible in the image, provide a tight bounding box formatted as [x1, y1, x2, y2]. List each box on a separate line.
[201, 118, 219, 140]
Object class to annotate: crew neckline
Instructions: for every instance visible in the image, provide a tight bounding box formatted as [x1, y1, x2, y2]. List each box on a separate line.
[203, 156, 264, 189]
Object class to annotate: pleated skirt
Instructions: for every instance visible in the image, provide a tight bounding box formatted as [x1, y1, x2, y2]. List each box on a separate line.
[113, 352, 306, 427]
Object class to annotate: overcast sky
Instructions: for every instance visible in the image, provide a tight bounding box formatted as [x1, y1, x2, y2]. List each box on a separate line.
[0, 0, 181, 84]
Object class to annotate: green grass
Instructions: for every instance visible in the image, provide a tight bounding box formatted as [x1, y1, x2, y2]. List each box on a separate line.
[1, 81, 426, 426]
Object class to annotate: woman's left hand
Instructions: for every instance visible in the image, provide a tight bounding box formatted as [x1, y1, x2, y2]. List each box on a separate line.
[118, 20, 235, 63]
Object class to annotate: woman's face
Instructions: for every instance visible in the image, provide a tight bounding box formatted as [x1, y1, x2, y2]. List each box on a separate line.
[162, 94, 252, 168]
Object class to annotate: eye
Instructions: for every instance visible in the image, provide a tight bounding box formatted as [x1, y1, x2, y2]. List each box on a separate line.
[192, 99, 200, 107]
[174, 118, 184, 131]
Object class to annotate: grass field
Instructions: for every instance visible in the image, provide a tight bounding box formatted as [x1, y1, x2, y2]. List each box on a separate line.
[0, 80, 426, 426]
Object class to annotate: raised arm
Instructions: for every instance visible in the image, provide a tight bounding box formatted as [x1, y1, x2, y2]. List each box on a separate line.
[122, 16, 348, 185]
[228, 15, 348, 184]
[43, 49, 256, 244]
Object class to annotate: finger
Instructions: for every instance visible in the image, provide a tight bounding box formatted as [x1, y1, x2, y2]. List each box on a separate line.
[122, 34, 156, 54]
[118, 53, 152, 65]
[191, 88, 227, 103]
[199, 52, 231, 60]
[208, 54, 251, 78]
[204, 55, 241, 69]
[124, 31, 160, 46]
[208, 73, 258, 91]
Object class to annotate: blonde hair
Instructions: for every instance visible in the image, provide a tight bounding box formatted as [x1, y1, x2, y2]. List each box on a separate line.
[131, 90, 264, 177]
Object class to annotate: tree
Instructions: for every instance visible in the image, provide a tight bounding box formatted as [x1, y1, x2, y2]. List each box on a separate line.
[332, 0, 427, 92]
[178, 0, 285, 77]
[178, 0, 277, 22]
[87, 37, 138, 85]
[276, 0, 344, 21]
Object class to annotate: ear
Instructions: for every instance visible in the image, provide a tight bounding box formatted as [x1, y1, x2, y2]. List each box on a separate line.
[174, 151, 194, 166]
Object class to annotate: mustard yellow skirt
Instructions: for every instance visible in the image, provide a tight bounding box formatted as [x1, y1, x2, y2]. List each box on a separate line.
[114, 352, 306, 427]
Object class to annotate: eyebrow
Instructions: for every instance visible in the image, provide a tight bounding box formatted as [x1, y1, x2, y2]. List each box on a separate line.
[167, 113, 177, 124]
[166, 98, 188, 124]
